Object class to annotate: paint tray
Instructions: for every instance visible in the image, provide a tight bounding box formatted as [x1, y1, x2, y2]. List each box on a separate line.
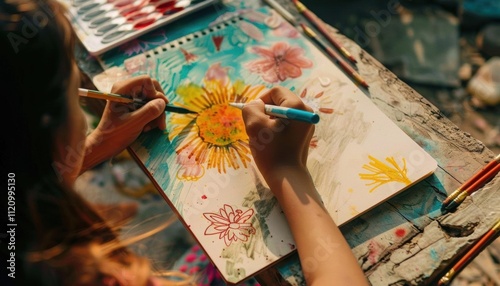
[60, 0, 218, 55]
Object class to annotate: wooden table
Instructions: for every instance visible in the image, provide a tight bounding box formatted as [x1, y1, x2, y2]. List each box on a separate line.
[253, 1, 500, 285]
[76, 1, 500, 285]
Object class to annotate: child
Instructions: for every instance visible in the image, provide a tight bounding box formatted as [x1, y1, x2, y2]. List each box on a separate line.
[1, 0, 367, 285]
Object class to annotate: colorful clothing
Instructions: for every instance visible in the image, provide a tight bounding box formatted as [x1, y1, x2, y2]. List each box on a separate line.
[174, 244, 260, 286]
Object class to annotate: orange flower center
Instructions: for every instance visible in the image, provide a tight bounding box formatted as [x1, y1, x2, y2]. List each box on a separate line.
[196, 104, 247, 146]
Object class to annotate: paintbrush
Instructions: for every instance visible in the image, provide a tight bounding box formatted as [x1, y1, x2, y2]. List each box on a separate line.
[263, 0, 297, 25]
[78, 88, 197, 114]
[229, 102, 320, 124]
[301, 24, 369, 88]
[438, 219, 500, 285]
[441, 154, 500, 212]
[294, 1, 357, 64]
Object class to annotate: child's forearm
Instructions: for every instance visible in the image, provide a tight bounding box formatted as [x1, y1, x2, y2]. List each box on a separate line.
[268, 167, 369, 286]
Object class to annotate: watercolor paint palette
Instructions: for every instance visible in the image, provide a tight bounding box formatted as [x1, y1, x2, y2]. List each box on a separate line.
[60, 0, 218, 55]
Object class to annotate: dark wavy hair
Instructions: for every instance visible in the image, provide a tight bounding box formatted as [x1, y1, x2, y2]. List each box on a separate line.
[0, 2, 194, 285]
[0, 1, 119, 283]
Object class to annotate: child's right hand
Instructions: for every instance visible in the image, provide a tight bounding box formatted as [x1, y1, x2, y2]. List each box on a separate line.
[241, 87, 315, 188]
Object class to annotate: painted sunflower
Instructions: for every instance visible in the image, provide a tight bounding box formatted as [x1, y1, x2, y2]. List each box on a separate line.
[168, 78, 266, 174]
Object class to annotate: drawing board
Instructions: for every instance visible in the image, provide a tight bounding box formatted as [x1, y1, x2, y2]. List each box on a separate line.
[93, 7, 437, 284]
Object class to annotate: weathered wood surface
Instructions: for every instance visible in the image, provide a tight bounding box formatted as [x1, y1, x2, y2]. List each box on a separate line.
[256, 1, 500, 285]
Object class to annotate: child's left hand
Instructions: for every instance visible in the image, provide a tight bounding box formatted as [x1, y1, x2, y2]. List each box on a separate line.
[82, 76, 168, 171]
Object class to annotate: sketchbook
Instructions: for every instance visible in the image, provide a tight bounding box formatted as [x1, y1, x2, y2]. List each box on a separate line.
[93, 7, 437, 285]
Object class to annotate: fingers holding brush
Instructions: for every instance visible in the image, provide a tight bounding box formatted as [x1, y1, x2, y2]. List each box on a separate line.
[110, 75, 169, 131]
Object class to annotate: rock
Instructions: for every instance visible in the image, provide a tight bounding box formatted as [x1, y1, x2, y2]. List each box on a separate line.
[467, 57, 500, 106]
[476, 23, 500, 57]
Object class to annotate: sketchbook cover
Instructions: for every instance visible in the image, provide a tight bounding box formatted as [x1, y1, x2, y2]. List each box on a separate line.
[93, 7, 437, 284]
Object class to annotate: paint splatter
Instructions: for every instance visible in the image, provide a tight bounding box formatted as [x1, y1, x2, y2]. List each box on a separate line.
[395, 228, 406, 238]
[429, 248, 439, 262]
[367, 240, 383, 264]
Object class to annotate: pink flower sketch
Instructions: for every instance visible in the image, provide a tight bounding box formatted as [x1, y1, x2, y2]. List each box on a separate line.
[245, 42, 313, 83]
[205, 62, 230, 85]
[203, 204, 256, 246]
[176, 147, 205, 181]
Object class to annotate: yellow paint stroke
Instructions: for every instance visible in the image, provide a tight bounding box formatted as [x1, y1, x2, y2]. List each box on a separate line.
[169, 79, 266, 173]
[359, 155, 411, 192]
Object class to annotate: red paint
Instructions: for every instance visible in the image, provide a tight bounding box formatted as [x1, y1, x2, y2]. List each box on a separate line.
[134, 18, 155, 29]
[212, 35, 224, 51]
[314, 91, 325, 98]
[367, 240, 381, 264]
[300, 88, 307, 98]
[180, 48, 197, 62]
[201, 195, 207, 199]
[155, 1, 175, 13]
[395, 228, 406, 238]
[164, 6, 184, 15]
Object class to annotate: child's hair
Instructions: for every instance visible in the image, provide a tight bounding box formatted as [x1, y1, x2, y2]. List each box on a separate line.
[0, 1, 194, 284]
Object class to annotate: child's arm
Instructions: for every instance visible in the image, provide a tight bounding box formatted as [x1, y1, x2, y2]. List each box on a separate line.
[242, 87, 368, 286]
[81, 75, 168, 172]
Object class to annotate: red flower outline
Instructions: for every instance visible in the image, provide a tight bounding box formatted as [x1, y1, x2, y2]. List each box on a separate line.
[203, 204, 256, 246]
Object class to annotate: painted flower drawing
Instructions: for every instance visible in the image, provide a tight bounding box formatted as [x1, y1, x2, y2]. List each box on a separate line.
[168, 65, 266, 173]
[245, 42, 313, 83]
[176, 146, 205, 181]
[204, 204, 256, 246]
